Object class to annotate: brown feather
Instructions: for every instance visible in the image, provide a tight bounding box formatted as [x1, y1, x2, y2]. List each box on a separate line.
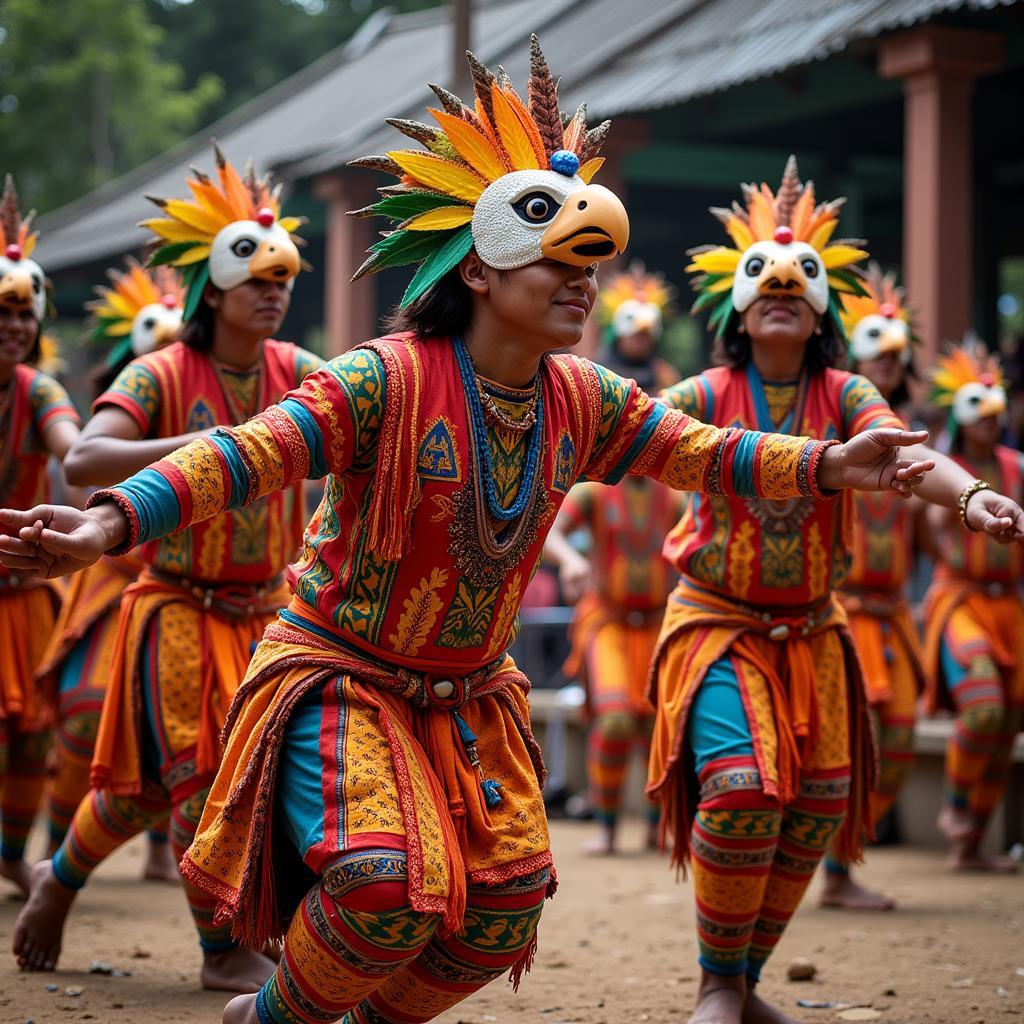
[528, 35, 564, 158]
[387, 118, 446, 149]
[562, 103, 588, 153]
[347, 155, 404, 177]
[0, 174, 22, 244]
[579, 120, 610, 164]
[428, 83, 474, 122]
[774, 154, 801, 227]
[466, 50, 497, 129]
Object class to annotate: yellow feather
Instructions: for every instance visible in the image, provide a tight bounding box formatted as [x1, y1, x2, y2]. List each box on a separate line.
[821, 245, 868, 270]
[387, 151, 485, 204]
[808, 218, 838, 251]
[142, 218, 206, 243]
[578, 157, 604, 184]
[169, 244, 212, 266]
[21, 234, 37, 259]
[686, 248, 742, 275]
[430, 109, 505, 182]
[707, 275, 735, 294]
[724, 216, 754, 252]
[105, 320, 134, 337]
[278, 216, 303, 234]
[105, 292, 137, 319]
[489, 84, 540, 171]
[400, 206, 474, 231]
[161, 199, 221, 237]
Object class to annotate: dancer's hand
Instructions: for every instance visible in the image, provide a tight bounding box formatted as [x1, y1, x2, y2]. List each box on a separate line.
[557, 548, 593, 604]
[0, 503, 128, 578]
[963, 489, 1024, 543]
[817, 429, 932, 496]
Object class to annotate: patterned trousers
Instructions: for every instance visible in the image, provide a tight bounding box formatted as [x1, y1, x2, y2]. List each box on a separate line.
[687, 658, 849, 980]
[257, 848, 549, 1024]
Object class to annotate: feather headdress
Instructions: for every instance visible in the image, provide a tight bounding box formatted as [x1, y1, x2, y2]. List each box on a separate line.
[686, 156, 868, 339]
[87, 259, 185, 367]
[140, 143, 306, 321]
[0, 174, 49, 321]
[350, 35, 629, 306]
[596, 261, 673, 340]
[931, 335, 1008, 433]
[840, 262, 916, 364]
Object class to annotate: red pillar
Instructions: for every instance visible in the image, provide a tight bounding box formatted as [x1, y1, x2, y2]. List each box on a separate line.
[313, 171, 379, 358]
[878, 26, 1003, 365]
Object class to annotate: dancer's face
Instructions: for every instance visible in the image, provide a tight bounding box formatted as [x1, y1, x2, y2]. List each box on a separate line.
[855, 352, 905, 401]
[0, 302, 38, 374]
[206, 278, 291, 340]
[741, 295, 819, 350]
[464, 254, 598, 354]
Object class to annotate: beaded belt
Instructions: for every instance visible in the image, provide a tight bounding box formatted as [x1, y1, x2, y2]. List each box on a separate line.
[147, 569, 286, 622]
[730, 596, 835, 641]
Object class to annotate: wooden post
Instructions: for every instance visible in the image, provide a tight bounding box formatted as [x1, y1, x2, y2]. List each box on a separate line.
[313, 171, 379, 358]
[452, 0, 472, 95]
[878, 26, 1003, 365]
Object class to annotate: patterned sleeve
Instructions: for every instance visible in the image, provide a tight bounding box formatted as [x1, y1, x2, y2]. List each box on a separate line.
[582, 363, 832, 500]
[29, 371, 80, 432]
[87, 348, 386, 552]
[840, 373, 904, 437]
[559, 481, 596, 532]
[95, 359, 162, 435]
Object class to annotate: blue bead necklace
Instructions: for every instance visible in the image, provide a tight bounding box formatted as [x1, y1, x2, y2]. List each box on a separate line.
[454, 335, 544, 523]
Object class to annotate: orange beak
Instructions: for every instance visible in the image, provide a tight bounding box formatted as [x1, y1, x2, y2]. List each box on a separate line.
[540, 185, 630, 266]
[756, 257, 808, 299]
[248, 235, 301, 282]
[0, 266, 36, 309]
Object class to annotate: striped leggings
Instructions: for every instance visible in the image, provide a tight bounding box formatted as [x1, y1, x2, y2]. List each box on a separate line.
[258, 847, 548, 1024]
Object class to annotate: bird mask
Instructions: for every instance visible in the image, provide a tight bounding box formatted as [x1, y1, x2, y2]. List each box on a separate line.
[597, 262, 673, 342]
[0, 175, 48, 322]
[686, 156, 868, 338]
[840, 262, 915, 366]
[931, 336, 1008, 436]
[140, 144, 307, 321]
[87, 259, 185, 368]
[349, 35, 630, 306]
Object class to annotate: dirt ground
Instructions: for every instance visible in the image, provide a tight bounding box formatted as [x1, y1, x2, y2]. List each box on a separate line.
[1, 820, 1022, 1024]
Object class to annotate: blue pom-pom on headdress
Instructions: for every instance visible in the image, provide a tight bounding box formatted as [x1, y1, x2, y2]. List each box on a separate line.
[549, 150, 580, 177]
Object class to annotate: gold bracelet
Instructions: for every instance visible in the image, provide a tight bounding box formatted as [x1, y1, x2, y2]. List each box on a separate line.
[958, 479, 991, 531]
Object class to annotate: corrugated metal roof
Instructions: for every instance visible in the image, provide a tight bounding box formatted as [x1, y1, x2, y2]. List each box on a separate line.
[35, 0, 577, 270]
[36, 0, 1019, 270]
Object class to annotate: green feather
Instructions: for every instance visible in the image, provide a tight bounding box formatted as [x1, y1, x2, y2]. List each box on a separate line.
[707, 295, 735, 339]
[372, 193, 466, 223]
[105, 339, 133, 368]
[182, 262, 210, 322]
[148, 241, 199, 267]
[401, 226, 473, 307]
[369, 229, 454, 270]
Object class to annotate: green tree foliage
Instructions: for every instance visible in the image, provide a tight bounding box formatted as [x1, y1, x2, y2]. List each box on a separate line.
[149, 0, 440, 128]
[0, 0, 221, 212]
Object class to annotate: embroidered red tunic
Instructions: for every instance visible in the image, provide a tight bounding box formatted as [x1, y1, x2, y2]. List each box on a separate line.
[91, 335, 837, 675]
[0, 364, 80, 580]
[96, 339, 321, 584]
[661, 365, 903, 609]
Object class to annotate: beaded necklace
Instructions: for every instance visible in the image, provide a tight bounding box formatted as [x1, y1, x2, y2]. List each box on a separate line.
[454, 336, 544, 523]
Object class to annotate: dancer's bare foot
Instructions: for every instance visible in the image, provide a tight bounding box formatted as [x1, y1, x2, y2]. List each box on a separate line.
[223, 993, 261, 1024]
[0, 857, 32, 898]
[690, 971, 745, 1024]
[201, 947, 275, 993]
[12, 860, 76, 970]
[581, 826, 617, 856]
[947, 840, 1019, 874]
[937, 804, 974, 842]
[142, 839, 180, 884]
[820, 871, 895, 911]
[742, 987, 800, 1024]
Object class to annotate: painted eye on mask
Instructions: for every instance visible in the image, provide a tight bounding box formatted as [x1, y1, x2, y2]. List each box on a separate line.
[867, 327, 881, 339]
[142, 317, 156, 330]
[31, 273, 42, 294]
[230, 237, 257, 258]
[801, 258, 820, 279]
[512, 191, 561, 225]
[744, 255, 765, 277]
